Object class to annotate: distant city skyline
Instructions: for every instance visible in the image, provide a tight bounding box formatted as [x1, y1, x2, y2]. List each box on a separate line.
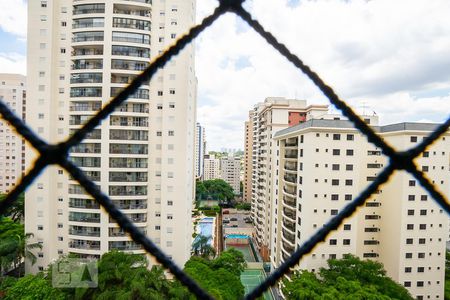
[1, 0, 450, 151]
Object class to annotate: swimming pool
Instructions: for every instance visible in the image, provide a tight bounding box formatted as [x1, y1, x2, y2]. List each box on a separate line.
[195, 217, 215, 245]
[225, 234, 249, 239]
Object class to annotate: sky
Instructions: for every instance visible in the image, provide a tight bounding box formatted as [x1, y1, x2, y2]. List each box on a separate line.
[1, 0, 449, 151]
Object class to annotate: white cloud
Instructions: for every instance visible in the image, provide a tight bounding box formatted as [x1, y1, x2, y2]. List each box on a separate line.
[196, 0, 450, 150]
[0, 52, 26, 75]
[0, 0, 27, 39]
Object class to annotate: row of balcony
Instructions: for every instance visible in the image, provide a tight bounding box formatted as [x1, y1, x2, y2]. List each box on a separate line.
[68, 240, 144, 251]
[68, 226, 147, 238]
[69, 198, 147, 210]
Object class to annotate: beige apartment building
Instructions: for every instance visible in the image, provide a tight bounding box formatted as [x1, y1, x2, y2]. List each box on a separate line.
[220, 156, 240, 195]
[26, 0, 197, 272]
[194, 122, 206, 179]
[203, 153, 221, 181]
[249, 97, 328, 260]
[243, 110, 253, 203]
[272, 117, 449, 299]
[0, 74, 26, 194]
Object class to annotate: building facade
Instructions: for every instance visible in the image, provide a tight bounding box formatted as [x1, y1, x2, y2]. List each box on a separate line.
[0, 74, 26, 194]
[194, 122, 206, 179]
[203, 153, 221, 181]
[243, 110, 253, 203]
[250, 97, 328, 260]
[272, 118, 449, 299]
[26, 0, 197, 273]
[220, 156, 240, 195]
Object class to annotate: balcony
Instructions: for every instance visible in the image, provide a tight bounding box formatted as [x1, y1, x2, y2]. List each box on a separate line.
[285, 138, 298, 147]
[112, 45, 150, 58]
[116, 103, 149, 113]
[111, 87, 149, 99]
[69, 198, 100, 209]
[283, 197, 296, 209]
[109, 171, 148, 182]
[72, 18, 104, 29]
[282, 229, 295, 244]
[109, 157, 148, 168]
[284, 162, 298, 172]
[109, 213, 147, 223]
[72, 46, 104, 56]
[283, 186, 296, 197]
[69, 226, 100, 237]
[70, 73, 102, 84]
[109, 241, 143, 251]
[70, 156, 101, 168]
[285, 149, 298, 159]
[283, 207, 296, 221]
[111, 200, 147, 210]
[110, 129, 148, 141]
[109, 185, 147, 196]
[282, 242, 295, 254]
[113, 17, 150, 31]
[70, 87, 102, 98]
[72, 59, 103, 70]
[113, 4, 151, 17]
[111, 59, 149, 71]
[110, 116, 148, 127]
[69, 212, 100, 223]
[108, 227, 147, 237]
[70, 143, 101, 154]
[70, 171, 100, 182]
[112, 32, 150, 44]
[282, 220, 295, 233]
[70, 101, 102, 112]
[284, 174, 297, 184]
[72, 32, 104, 43]
[69, 240, 100, 250]
[73, 4, 105, 15]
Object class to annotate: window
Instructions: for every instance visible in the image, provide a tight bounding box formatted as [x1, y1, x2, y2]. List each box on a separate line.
[333, 134, 340, 140]
[343, 239, 350, 245]
[419, 224, 426, 230]
[347, 134, 354, 141]
[345, 194, 352, 201]
[331, 194, 339, 201]
[418, 238, 425, 244]
[410, 136, 418, 142]
[406, 238, 413, 244]
[156, 131, 162, 136]
[168, 130, 174, 136]
[418, 253, 425, 258]
[423, 151, 429, 157]
[407, 210, 414, 216]
[405, 267, 411, 273]
[331, 179, 339, 186]
[407, 224, 414, 230]
[420, 210, 427, 216]
[41, 1, 47, 7]
[332, 164, 339, 171]
[331, 209, 338, 215]
[332, 149, 340, 155]
[345, 179, 353, 186]
[404, 282, 411, 287]
[169, 102, 175, 108]
[405, 253, 412, 258]
[329, 239, 337, 245]
[155, 226, 160, 230]
[421, 195, 427, 201]
[417, 267, 424, 273]
[417, 281, 424, 287]
[169, 89, 175, 94]
[409, 180, 416, 186]
[346, 164, 353, 171]
[167, 201, 173, 206]
[422, 166, 429, 172]
[343, 224, 351, 230]
[38, 225, 43, 230]
[346, 149, 354, 156]
[408, 195, 415, 201]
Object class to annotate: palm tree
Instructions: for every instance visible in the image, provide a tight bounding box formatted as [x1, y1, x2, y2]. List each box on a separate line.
[15, 233, 42, 276]
[192, 235, 216, 258]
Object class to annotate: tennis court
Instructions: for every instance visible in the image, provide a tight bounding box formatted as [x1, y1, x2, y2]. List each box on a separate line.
[241, 269, 273, 300]
[227, 244, 255, 262]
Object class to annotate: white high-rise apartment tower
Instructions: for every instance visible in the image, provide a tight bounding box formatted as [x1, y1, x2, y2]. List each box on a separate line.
[203, 154, 221, 181]
[194, 122, 206, 179]
[249, 97, 328, 260]
[26, 0, 197, 273]
[272, 117, 449, 299]
[220, 156, 240, 195]
[0, 74, 26, 194]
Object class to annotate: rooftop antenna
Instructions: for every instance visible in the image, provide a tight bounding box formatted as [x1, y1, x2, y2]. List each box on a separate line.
[360, 101, 368, 116]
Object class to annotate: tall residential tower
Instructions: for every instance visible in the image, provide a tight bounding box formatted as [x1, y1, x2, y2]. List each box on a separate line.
[0, 74, 26, 194]
[194, 122, 206, 179]
[26, 0, 197, 272]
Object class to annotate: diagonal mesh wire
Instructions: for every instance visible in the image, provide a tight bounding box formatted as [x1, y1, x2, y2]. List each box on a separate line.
[0, 0, 449, 299]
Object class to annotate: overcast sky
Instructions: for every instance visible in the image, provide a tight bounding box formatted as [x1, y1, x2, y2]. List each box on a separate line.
[1, 0, 449, 150]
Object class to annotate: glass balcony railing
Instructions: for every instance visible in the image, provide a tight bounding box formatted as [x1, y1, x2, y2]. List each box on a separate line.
[69, 226, 100, 237]
[109, 241, 143, 251]
[69, 198, 100, 209]
[109, 157, 148, 168]
[69, 212, 100, 223]
[69, 239, 100, 250]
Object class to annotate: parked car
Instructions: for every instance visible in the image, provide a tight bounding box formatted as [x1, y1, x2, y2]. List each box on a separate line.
[223, 210, 230, 214]
[230, 217, 238, 221]
[223, 218, 230, 223]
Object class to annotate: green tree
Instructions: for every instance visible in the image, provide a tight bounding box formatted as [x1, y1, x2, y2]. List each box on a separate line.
[235, 202, 251, 211]
[445, 251, 450, 299]
[0, 193, 25, 222]
[283, 254, 413, 300]
[3, 274, 65, 300]
[184, 249, 245, 300]
[192, 235, 216, 258]
[0, 217, 41, 276]
[196, 179, 235, 201]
